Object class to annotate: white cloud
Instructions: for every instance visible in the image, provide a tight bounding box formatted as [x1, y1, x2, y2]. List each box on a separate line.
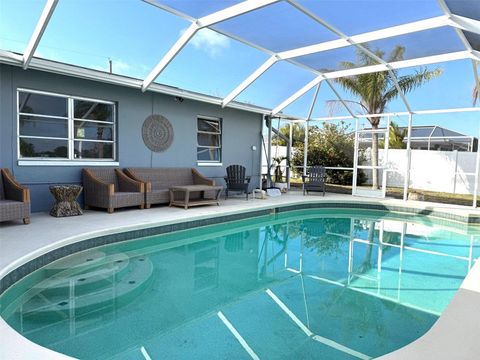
[112, 59, 130, 72]
[188, 28, 230, 58]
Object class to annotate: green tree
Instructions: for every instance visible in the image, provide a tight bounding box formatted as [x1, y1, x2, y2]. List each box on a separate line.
[271, 123, 305, 147]
[329, 46, 442, 188]
[292, 122, 366, 185]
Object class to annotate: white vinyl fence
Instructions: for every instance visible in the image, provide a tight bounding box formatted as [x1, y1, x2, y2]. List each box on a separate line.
[365, 149, 479, 195]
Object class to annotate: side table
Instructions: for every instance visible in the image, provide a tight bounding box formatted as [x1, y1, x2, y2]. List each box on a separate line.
[49, 185, 83, 217]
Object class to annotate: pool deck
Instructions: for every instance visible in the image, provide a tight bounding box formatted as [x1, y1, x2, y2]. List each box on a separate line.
[1, 192, 480, 359]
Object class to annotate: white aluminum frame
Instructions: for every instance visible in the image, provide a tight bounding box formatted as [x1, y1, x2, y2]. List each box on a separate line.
[23, 0, 58, 69]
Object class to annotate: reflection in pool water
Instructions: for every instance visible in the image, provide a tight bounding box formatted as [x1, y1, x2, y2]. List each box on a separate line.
[1, 209, 479, 359]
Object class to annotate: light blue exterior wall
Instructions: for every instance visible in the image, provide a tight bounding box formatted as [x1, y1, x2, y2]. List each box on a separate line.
[0, 64, 264, 212]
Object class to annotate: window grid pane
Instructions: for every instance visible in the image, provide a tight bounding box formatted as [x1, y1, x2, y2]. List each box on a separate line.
[19, 115, 69, 138]
[73, 100, 114, 122]
[19, 138, 69, 159]
[74, 141, 113, 160]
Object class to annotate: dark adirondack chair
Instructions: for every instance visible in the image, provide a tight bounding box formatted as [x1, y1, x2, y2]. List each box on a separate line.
[225, 165, 250, 200]
[302, 166, 326, 196]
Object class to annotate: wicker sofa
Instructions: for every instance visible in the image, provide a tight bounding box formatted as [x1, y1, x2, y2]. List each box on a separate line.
[124, 168, 215, 208]
[0, 169, 30, 224]
[82, 168, 145, 213]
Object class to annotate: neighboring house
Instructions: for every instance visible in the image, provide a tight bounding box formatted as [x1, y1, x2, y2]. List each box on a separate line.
[0, 60, 268, 212]
[361, 125, 478, 152]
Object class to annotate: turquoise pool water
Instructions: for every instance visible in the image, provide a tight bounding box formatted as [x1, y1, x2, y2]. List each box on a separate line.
[1, 209, 479, 360]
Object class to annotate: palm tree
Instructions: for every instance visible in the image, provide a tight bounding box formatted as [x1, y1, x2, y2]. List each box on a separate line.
[379, 121, 406, 149]
[329, 46, 442, 188]
[474, 83, 479, 106]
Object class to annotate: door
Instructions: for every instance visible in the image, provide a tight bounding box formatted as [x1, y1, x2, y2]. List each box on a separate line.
[352, 119, 390, 198]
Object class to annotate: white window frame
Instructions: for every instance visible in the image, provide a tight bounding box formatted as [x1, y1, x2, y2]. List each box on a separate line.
[197, 115, 222, 166]
[17, 88, 118, 166]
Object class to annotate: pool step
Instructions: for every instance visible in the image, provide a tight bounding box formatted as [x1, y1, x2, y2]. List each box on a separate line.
[43, 250, 107, 277]
[33, 253, 130, 297]
[20, 256, 154, 323]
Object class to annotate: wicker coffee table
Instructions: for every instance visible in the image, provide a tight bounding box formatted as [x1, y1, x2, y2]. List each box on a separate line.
[169, 185, 223, 209]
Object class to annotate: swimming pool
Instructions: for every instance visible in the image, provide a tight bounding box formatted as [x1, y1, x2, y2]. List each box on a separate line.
[1, 209, 479, 359]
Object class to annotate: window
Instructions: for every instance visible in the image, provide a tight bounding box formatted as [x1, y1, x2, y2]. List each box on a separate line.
[197, 116, 222, 163]
[17, 89, 116, 162]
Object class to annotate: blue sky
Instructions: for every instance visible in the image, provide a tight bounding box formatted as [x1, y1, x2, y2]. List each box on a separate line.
[0, 0, 478, 135]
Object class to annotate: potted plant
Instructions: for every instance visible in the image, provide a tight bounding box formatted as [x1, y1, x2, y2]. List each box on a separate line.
[272, 156, 288, 193]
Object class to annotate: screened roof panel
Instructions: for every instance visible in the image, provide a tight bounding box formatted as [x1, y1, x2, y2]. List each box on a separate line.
[37, 0, 188, 78]
[463, 31, 480, 51]
[0, 0, 44, 53]
[396, 59, 477, 111]
[292, 45, 379, 72]
[431, 126, 464, 137]
[296, 0, 444, 35]
[211, 1, 339, 53]
[310, 83, 354, 118]
[445, 0, 480, 21]
[361, 27, 466, 61]
[282, 87, 317, 118]
[236, 61, 316, 108]
[155, 29, 270, 97]
[155, 0, 243, 18]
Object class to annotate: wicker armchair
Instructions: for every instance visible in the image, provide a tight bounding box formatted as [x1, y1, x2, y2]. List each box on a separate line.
[0, 169, 30, 224]
[82, 168, 145, 213]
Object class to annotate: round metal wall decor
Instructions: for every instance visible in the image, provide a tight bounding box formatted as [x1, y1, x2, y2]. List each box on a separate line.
[142, 114, 174, 152]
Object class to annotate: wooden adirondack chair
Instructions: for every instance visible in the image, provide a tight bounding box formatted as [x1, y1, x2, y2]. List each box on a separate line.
[225, 165, 251, 200]
[302, 166, 326, 196]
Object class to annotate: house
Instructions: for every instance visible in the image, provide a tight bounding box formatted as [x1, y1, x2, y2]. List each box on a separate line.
[0, 59, 269, 212]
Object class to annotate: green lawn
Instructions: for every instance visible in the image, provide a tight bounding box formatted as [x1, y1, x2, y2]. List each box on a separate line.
[289, 178, 477, 207]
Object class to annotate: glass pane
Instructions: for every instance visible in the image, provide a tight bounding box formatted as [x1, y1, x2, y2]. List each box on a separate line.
[156, 0, 243, 18]
[18, 92, 67, 117]
[74, 121, 113, 141]
[19, 138, 68, 158]
[296, 0, 443, 35]
[198, 133, 220, 147]
[198, 118, 220, 133]
[197, 147, 220, 162]
[213, 1, 338, 52]
[19, 115, 68, 138]
[74, 100, 114, 122]
[74, 141, 113, 160]
[445, 0, 480, 21]
[362, 27, 465, 61]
